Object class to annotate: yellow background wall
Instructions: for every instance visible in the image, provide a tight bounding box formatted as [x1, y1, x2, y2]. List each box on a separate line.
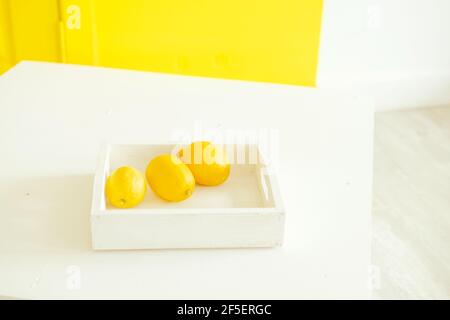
[0, 0, 323, 86]
[0, 0, 13, 74]
[0, 0, 61, 74]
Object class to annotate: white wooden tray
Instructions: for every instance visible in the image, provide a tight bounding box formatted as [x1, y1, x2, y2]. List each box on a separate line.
[90, 143, 285, 250]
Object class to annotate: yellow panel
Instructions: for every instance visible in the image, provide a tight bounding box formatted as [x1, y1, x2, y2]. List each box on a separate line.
[76, 0, 323, 86]
[0, 0, 14, 74]
[7, 0, 60, 63]
[2, 1, 323, 86]
[59, 0, 96, 65]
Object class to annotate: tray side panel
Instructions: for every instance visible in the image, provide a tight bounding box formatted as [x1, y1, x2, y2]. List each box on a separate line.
[91, 212, 284, 250]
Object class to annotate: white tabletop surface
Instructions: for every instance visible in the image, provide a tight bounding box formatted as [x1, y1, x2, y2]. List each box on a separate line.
[0, 61, 373, 299]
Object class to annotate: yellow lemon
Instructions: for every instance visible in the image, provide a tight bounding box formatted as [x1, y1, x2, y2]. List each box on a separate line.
[178, 141, 231, 186]
[146, 154, 195, 202]
[105, 166, 147, 208]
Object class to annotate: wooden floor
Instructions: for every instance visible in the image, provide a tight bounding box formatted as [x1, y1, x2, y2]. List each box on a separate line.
[372, 106, 450, 299]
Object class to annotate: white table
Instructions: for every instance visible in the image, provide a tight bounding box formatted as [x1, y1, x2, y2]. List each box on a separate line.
[0, 62, 373, 299]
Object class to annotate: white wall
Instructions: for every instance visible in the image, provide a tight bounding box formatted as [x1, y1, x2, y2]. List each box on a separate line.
[317, 0, 450, 110]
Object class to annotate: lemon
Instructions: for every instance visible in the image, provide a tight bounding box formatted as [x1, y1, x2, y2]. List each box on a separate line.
[146, 154, 195, 202]
[105, 166, 147, 208]
[178, 141, 231, 186]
